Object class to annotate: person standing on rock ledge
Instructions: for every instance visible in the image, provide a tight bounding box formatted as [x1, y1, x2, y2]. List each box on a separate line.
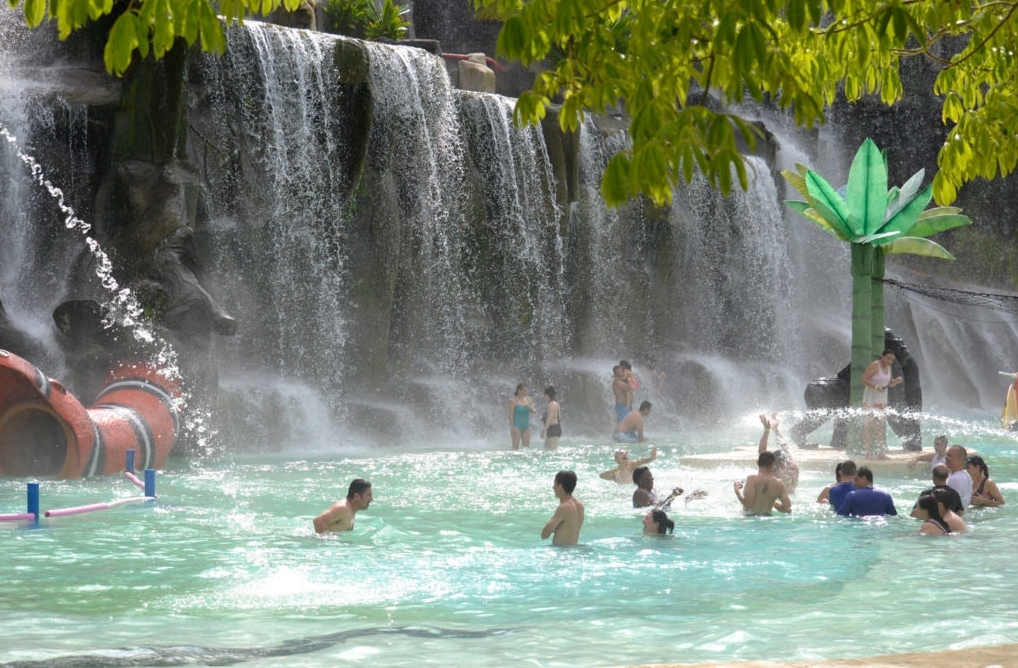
[861, 349, 904, 459]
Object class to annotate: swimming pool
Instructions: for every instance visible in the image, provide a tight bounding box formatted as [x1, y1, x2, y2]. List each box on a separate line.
[2, 415, 1016, 667]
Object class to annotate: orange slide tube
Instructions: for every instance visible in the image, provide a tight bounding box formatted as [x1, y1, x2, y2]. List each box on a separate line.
[0, 349, 182, 478]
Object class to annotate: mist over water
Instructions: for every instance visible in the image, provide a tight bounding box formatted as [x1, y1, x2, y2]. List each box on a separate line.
[2, 15, 1017, 451]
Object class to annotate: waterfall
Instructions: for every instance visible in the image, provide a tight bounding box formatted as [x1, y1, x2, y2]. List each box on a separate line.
[4, 15, 1014, 453]
[192, 22, 359, 447]
[364, 41, 476, 375]
[456, 92, 568, 366]
[0, 12, 129, 375]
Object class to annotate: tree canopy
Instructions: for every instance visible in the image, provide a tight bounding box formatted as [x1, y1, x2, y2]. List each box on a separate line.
[478, 0, 1018, 207]
[8, 0, 302, 75]
[8, 0, 1017, 207]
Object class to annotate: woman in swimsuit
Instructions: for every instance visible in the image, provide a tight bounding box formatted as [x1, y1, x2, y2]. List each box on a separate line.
[913, 492, 952, 535]
[861, 349, 904, 459]
[541, 385, 562, 450]
[642, 508, 674, 535]
[508, 383, 536, 450]
[965, 455, 1006, 507]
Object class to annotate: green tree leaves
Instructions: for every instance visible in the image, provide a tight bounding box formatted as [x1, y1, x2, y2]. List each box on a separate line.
[473, 0, 1018, 207]
[10, 0, 1018, 207]
[15, 0, 303, 75]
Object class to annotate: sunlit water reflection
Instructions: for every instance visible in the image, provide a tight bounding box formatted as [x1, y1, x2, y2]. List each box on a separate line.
[3, 414, 1018, 667]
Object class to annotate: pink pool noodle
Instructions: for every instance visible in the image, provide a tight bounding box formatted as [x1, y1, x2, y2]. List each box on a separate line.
[124, 470, 146, 490]
[0, 512, 37, 522]
[44, 496, 151, 517]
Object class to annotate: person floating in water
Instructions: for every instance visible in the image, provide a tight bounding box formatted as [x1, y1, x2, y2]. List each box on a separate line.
[599, 446, 657, 484]
[313, 478, 373, 534]
[613, 401, 652, 442]
[508, 383, 537, 450]
[541, 470, 584, 546]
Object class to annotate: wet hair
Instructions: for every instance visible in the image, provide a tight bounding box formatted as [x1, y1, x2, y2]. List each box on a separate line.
[931, 487, 956, 512]
[932, 464, 950, 484]
[934, 435, 948, 446]
[515, 383, 527, 396]
[965, 455, 989, 479]
[347, 478, 371, 499]
[632, 466, 650, 486]
[757, 451, 776, 468]
[544, 386, 555, 400]
[949, 444, 968, 460]
[855, 466, 874, 484]
[639, 400, 652, 412]
[649, 509, 674, 534]
[840, 460, 858, 477]
[620, 360, 632, 370]
[916, 491, 947, 528]
[612, 365, 621, 374]
[555, 470, 577, 494]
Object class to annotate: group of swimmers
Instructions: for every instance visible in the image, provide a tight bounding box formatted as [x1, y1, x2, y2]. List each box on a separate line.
[316, 414, 1006, 542]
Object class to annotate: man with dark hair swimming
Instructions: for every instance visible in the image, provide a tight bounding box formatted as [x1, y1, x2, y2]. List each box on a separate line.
[313, 478, 373, 533]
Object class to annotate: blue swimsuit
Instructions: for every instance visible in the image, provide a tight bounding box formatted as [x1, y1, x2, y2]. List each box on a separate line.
[513, 403, 531, 430]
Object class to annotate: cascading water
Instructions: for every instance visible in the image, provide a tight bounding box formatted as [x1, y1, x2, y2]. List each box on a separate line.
[456, 92, 568, 367]
[0, 13, 172, 370]
[0, 15, 100, 370]
[3, 13, 1015, 453]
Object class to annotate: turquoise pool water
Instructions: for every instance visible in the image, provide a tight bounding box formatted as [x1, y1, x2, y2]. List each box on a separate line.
[3, 416, 1017, 667]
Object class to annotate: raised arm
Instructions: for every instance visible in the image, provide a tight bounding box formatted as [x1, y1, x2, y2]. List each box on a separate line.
[758, 414, 772, 453]
[631, 446, 658, 468]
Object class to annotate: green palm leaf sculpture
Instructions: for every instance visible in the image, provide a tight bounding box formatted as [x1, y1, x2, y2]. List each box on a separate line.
[782, 138, 972, 410]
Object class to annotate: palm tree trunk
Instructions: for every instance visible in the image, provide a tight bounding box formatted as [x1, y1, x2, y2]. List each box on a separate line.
[850, 244, 875, 407]
[871, 247, 885, 356]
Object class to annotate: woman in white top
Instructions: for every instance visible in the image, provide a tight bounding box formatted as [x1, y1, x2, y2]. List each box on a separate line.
[860, 349, 903, 459]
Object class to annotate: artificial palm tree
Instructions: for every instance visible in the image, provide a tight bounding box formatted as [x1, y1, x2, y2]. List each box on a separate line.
[782, 138, 972, 406]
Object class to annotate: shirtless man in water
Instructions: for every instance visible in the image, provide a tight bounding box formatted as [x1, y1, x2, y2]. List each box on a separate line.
[613, 401, 652, 442]
[541, 470, 585, 546]
[313, 478, 373, 533]
[733, 451, 791, 516]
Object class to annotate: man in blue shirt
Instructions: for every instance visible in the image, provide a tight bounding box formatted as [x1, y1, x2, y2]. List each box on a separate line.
[837, 466, 897, 517]
[826, 460, 857, 511]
